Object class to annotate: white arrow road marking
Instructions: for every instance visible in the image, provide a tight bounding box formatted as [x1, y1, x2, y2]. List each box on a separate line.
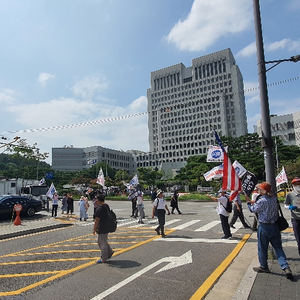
[90, 251, 193, 300]
[154, 237, 239, 243]
[155, 250, 192, 273]
[195, 220, 219, 231]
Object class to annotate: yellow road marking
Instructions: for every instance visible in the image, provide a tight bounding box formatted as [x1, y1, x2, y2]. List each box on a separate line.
[189, 234, 251, 300]
[0, 227, 171, 296]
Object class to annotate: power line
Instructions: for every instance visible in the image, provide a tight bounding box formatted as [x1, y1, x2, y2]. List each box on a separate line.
[0, 76, 299, 136]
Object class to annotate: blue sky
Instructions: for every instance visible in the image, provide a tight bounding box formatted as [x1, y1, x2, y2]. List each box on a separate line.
[0, 0, 299, 165]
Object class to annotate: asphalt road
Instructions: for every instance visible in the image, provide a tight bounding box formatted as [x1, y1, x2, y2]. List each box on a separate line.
[0, 200, 254, 300]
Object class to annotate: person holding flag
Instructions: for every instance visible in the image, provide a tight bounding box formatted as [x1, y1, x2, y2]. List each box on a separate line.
[207, 189, 232, 239]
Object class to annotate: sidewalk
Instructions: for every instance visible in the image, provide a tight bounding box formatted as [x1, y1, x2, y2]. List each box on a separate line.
[0, 212, 79, 240]
[204, 227, 299, 300]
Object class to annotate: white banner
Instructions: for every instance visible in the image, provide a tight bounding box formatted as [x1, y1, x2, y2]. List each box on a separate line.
[276, 166, 288, 187]
[96, 168, 105, 187]
[204, 165, 223, 181]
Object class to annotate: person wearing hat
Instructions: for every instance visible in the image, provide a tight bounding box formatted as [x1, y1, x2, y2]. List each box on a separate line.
[246, 182, 294, 280]
[152, 189, 170, 237]
[207, 189, 232, 239]
[284, 177, 300, 256]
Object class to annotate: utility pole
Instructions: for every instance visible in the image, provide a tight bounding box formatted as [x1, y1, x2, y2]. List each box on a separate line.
[253, 0, 276, 192]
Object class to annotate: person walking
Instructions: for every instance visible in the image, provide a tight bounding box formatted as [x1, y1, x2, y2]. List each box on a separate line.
[207, 189, 232, 239]
[152, 189, 170, 238]
[78, 196, 88, 221]
[66, 193, 74, 216]
[246, 182, 294, 280]
[136, 191, 145, 224]
[229, 192, 250, 229]
[284, 177, 300, 256]
[151, 188, 157, 203]
[171, 190, 182, 214]
[52, 193, 59, 218]
[61, 193, 68, 214]
[93, 194, 114, 263]
[131, 196, 138, 218]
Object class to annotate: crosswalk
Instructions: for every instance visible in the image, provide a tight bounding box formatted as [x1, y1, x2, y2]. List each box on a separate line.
[116, 217, 246, 233]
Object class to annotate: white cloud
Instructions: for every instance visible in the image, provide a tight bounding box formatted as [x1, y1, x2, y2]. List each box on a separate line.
[236, 42, 256, 58]
[267, 38, 300, 52]
[38, 73, 55, 86]
[5, 95, 149, 163]
[166, 0, 252, 52]
[0, 89, 17, 104]
[71, 75, 109, 99]
[237, 38, 300, 58]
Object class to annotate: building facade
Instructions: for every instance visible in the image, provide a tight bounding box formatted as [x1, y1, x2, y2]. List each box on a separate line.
[136, 48, 247, 171]
[256, 111, 300, 147]
[52, 145, 136, 173]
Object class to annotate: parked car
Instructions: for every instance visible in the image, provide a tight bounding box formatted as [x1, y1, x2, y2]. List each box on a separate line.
[0, 195, 43, 219]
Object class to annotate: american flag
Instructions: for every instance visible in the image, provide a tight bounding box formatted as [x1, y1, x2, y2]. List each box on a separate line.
[214, 131, 241, 201]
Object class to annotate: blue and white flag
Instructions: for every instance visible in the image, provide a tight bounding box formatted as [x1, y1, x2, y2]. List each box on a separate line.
[232, 160, 247, 178]
[130, 174, 139, 186]
[46, 183, 56, 199]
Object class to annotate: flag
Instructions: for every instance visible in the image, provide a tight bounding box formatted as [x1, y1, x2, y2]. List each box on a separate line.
[204, 165, 223, 181]
[39, 178, 45, 185]
[276, 166, 288, 187]
[130, 174, 139, 186]
[242, 171, 258, 197]
[207, 145, 226, 162]
[96, 168, 105, 187]
[214, 131, 242, 201]
[232, 160, 247, 178]
[46, 183, 56, 199]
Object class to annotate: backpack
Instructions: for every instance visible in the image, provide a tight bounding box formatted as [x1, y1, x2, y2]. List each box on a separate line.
[106, 207, 117, 233]
[221, 196, 232, 213]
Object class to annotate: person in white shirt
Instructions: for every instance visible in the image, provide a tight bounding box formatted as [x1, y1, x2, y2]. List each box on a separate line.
[152, 189, 170, 237]
[52, 193, 59, 218]
[207, 189, 232, 239]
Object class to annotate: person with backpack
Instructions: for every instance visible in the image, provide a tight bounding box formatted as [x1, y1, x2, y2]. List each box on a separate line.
[207, 189, 232, 239]
[93, 194, 114, 263]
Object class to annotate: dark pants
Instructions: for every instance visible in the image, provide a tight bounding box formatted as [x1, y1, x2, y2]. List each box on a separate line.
[156, 209, 166, 235]
[131, 201, 137, 217]
[292, 218, 300, 255]
[52, 204, 58, 217]
[230, 204, 248, 227]
[171, 202, 181, 214]
[220, 214, 231, 238]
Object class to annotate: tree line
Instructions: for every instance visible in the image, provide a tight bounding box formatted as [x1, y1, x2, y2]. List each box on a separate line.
[1, 133, 300, 193]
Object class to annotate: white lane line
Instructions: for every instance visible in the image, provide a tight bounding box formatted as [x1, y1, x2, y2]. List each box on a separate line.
[172, 220, 201, 230]
[195, 220, 219, 231]
[154, 237, 239, 243]
[229, 222, 243, 233]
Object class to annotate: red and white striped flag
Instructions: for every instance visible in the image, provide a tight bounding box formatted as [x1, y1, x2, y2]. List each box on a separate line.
[214, 131, 241, 201]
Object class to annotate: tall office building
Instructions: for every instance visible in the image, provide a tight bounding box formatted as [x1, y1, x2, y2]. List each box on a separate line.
[138, 48, 247, 171]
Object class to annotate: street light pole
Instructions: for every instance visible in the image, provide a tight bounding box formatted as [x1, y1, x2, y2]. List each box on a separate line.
[253, 0, 300, 192]
[253, 0, 277, 191]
